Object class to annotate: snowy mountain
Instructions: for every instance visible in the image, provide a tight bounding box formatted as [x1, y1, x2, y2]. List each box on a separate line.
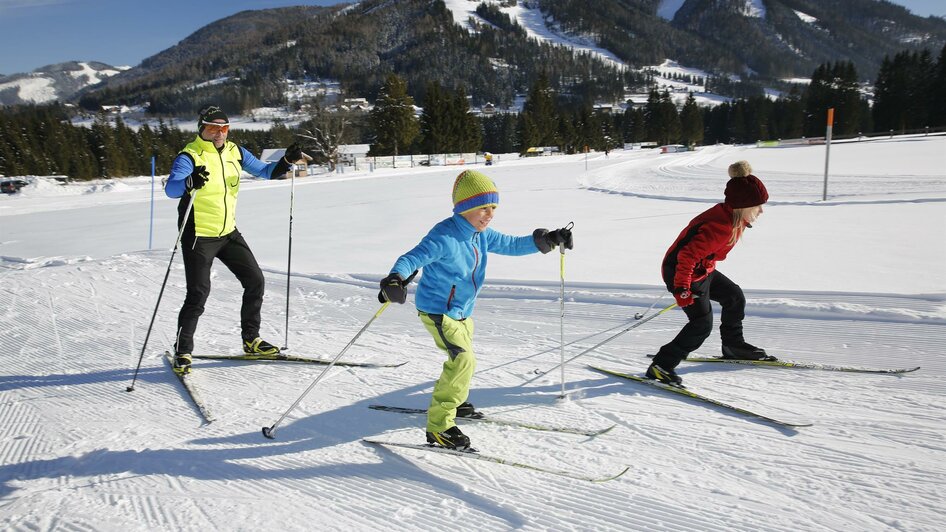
[0, 135, 944, 529]
[76, 0, 946, 115]
[0, 61, 126, 106]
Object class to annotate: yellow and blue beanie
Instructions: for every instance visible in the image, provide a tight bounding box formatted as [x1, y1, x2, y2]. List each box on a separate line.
[452, 170, 499, 214]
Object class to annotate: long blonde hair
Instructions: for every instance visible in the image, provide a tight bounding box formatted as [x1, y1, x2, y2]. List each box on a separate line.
[728, 208, 750, 245]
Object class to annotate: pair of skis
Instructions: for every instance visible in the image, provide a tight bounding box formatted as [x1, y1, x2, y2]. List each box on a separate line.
[365, 405, 628, 483]
[589, 365, 812, 428]
[164, 351, 406, 424]
[587, 355, 921, 428]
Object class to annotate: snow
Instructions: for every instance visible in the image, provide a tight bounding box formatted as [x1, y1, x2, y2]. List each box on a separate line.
[0, 74, 56, 103]
[68, 61, 121, 84]
[743, 0, 766, 19]
[794, 9, 818, 24]
[1, 135, 945, 530]
[442, 0, 627, 70]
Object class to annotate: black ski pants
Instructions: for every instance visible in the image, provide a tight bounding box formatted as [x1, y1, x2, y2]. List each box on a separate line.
[175, 229, 265, 354]
[652, 270, 746, 370]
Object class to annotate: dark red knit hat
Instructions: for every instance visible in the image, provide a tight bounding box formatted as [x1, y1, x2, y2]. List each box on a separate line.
[724, 160, 768, 208]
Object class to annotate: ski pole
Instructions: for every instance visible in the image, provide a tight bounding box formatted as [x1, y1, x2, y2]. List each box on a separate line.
[282, 168, 296, 351]
[522, 301, 677, 387]
[480, 294, 668, 375]
[126, 191, 198, 392]
[262, 301, 391, 439]
[557, 221, 574, 398]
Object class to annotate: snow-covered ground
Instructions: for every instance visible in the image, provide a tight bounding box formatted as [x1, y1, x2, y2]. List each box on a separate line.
[1, 136, 945, 530]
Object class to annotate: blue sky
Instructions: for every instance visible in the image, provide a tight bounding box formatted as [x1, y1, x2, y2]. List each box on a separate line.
[1, 0, 944, 75]
[0, 0, 339, 74]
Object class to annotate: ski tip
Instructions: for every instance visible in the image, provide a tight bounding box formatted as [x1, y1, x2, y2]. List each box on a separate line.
[594, 424, 618, 437]
[594, 465, 631, 483]
[262, 426, 276, 440]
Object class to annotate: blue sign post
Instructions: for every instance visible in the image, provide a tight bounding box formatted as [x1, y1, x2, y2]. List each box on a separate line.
[149, 156, 155, 250]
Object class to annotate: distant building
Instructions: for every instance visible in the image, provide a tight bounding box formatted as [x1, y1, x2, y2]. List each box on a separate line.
[593, 102, 625, 115]
[260, 148, 306, 178]
[341, 97, 372, 112]
[337, 144, 371, 166]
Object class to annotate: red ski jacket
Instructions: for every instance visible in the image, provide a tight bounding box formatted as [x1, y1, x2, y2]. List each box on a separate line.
[662, 203, 746, 290]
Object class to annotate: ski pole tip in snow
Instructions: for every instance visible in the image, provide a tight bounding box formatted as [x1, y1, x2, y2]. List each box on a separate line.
[125, 386, 135, 392]
[262, 426, 276, 439]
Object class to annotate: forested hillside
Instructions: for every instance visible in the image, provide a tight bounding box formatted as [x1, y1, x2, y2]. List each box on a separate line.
[74, 0, 946, 117]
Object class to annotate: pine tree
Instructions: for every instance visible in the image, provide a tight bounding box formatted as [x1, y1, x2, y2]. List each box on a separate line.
[873, 51, 925, 132]
[679, 93, 704, 146]
[369, 74, 420, 156]
[451, 87, 482, 153]
[519, 73, 559, 153]
[622, 105, 645, 143]
[932, 44, 946, 128]
[419, 81, 450, 154]
[644, 89, 680, 145]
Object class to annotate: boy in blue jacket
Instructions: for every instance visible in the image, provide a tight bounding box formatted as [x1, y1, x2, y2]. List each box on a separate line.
[379, 170, 573, 450]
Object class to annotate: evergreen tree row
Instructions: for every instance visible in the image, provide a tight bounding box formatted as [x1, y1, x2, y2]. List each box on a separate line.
[3, 45, 943, 180]
[0, 105, 299, 180]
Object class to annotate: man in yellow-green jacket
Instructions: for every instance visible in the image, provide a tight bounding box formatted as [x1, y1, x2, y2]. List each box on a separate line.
[164, 105, 303, 374]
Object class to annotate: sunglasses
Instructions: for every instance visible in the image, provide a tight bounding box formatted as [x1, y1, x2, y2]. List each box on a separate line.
[201, 121, 230, 134]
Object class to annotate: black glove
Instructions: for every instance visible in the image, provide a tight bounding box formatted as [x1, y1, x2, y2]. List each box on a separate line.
[378, 273, 407, 304]
[284, 143, 304, 163]
[185, 165, 209, 191]
[533, 227, 574, 254]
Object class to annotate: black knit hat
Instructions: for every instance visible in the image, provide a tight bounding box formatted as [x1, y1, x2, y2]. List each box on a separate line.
[198, 105, 228, 133]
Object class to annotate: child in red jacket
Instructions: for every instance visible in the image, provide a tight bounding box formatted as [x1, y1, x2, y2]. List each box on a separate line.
[647, 160, 773, 387]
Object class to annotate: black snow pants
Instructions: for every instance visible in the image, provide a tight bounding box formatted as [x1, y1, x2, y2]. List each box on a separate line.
[651, 270, 746, 370]
[174, 229, 265, 354]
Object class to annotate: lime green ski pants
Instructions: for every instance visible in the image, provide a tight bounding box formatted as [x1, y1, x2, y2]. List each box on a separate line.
[419, 312, 476, 433]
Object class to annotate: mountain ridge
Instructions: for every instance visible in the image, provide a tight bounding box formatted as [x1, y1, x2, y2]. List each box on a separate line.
[0, 61, 126, 106]
[3, 0, 944, 112]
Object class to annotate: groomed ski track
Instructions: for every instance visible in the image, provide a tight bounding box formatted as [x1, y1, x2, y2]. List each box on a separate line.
[1, 254, 943, 531]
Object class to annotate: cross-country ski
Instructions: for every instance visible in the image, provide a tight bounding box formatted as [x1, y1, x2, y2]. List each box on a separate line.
[368, 405, 615, 437]
[589, 365, 813, 428]
[191, 353, 406, 368]
[363, 439, 630, 483]
[163, 351, 215, 423]
[666, 355, 920, 374]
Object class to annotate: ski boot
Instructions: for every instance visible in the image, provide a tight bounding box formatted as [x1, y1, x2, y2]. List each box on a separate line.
[645, 362, 683, 387]
[721, 342, 777, 361]
[456, 401, 484, 419]
[172, 353, 193, 375]
[426, 426, 472, 451]
[243, 337, 280, 356]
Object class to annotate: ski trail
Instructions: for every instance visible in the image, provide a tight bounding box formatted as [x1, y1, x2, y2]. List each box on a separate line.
[1, 254, 944, 530]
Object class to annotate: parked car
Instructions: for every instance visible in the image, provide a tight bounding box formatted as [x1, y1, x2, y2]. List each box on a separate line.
[0, 179, 29, 194]
[659, 144, 687, 154]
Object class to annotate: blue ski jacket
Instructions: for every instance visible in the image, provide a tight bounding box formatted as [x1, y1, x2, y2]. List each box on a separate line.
[391, 213, 539, 320]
